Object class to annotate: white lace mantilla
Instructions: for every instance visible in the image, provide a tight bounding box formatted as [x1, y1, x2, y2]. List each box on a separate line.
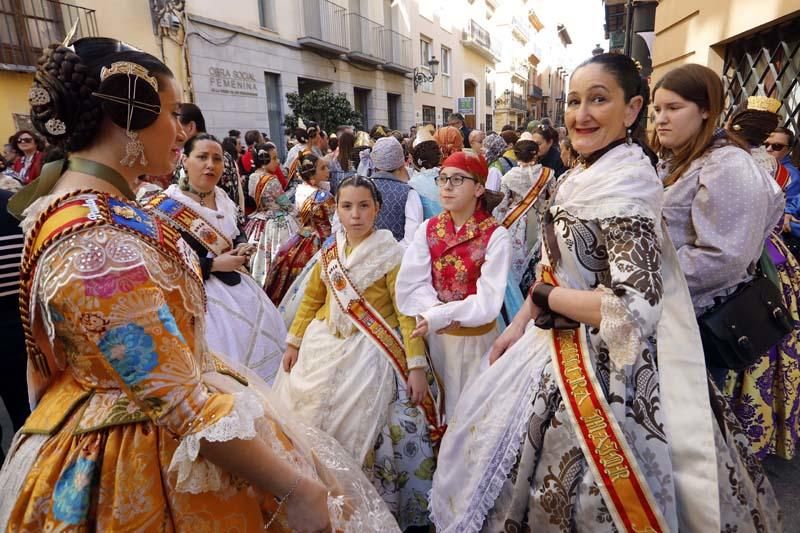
[597, 285, 642, 368]
[325, 229, 403, 337]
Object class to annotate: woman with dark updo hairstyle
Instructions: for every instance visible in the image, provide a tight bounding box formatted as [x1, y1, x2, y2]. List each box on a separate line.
[264, 151, 335, 304]
[0, 37, 397, 532]
[430, 52, 780, 532]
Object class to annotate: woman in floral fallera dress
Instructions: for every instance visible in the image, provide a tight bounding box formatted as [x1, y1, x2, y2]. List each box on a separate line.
[430, 53, 780, 533]
[245, 142, 298, 288]
[0, 37, 398, 532]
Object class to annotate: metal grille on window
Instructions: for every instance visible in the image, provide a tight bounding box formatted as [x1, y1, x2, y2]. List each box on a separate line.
[722, 16, 800, 135]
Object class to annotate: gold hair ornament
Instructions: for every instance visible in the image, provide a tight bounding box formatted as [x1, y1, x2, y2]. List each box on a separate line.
[747, 96, 781, 114]
[100, 61, 159, 92]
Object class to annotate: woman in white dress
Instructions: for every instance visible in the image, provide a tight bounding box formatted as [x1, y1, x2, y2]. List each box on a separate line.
[429, 53, 780, 533]
[146, 133, 286, 384]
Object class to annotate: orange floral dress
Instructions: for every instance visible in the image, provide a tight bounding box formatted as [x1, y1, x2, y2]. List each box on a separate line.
[0, 190, 397, 532]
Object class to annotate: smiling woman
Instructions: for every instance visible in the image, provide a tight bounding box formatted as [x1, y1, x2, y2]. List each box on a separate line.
[428, 53, 781, 533]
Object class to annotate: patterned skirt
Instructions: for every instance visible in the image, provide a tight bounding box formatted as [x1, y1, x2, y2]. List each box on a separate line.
[264, 231, 323, 305]
[723, 233, 800, 460]
[244, 214, 298, 289]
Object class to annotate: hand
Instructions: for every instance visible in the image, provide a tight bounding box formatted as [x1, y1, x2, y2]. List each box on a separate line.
[286, 477, 332, 533]
[212, 251, 247, 272]
[410, 317, 428, 339]
[235, 243, 256, 256]
[436, 320, 461, 334]
[406, 368, 429, 405]
[783, 214, 792, 234]
[488, 321, 526, 365]
[282, 346, 299, 373]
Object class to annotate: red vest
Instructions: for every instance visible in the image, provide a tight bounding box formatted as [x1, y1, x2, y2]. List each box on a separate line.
[427, 209, 499, 303]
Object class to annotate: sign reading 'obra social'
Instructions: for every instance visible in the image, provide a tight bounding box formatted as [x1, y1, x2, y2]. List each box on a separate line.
[208, 66, 259, 97]
[457, 97, 476, 115]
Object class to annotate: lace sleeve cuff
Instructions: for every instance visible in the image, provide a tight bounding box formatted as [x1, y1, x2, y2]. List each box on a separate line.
[597, 285, 642, 368]
[168, 390, 265, 494]
[406, 355, 428, 371]
[286, 334, 302, 348]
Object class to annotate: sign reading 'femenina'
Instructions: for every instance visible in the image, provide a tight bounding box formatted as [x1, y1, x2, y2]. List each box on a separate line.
[208, 66, 259, 96]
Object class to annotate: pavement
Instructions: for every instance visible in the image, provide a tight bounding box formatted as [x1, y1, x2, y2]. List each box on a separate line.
[764, 454, 800, 530]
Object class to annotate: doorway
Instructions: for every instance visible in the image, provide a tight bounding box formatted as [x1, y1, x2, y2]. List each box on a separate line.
[264, 72, 285, 160]
[463, 79, 477, 129]
[354, 87, 371, 128]
[387, 93, 400, 130]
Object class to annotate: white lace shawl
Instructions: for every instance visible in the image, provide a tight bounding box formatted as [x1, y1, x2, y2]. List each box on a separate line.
[325, 229, 403, 337]
[164, 184, 240, 243]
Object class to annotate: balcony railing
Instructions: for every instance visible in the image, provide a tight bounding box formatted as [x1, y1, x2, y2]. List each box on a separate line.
[529, 84, 543, 99]
[511, 94, 527, 111]
[348, 12, 384, 64]
[511, 16, 530, 42]
[0, 0, 98, 71]
[461, 19, 497, 62]
[298, 0, 348, 54]
[382, 28, 412, 73]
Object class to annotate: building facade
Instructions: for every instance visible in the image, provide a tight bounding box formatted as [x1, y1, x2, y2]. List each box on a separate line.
[0, 0, 188, 141]
[650, 1, 799, 137]
[492, 0, 534, 129]
[409, 0, 498, 131]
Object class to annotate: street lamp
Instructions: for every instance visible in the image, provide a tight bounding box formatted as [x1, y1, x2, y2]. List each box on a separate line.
[413, 56, 440, 92]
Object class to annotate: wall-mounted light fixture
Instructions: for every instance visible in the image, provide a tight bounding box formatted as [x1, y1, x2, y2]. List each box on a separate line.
[413, 56, 440, 92]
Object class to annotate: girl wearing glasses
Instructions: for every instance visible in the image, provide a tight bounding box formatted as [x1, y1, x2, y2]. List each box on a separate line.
[10, 130, 45, 184]
[396, 151, 511, 418]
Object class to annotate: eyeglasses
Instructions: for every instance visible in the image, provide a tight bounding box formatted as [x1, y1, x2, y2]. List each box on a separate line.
[764, 142, 787, 151]
[17, 137, 33, 143]
[436, 174, 475, 187]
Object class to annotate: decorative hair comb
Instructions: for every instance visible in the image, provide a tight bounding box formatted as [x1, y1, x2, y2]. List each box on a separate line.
[100, 61, 159, 92]
[747, 96, 781, 114]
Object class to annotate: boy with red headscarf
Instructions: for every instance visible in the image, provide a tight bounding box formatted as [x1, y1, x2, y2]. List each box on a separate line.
[396, 150, 510, 418]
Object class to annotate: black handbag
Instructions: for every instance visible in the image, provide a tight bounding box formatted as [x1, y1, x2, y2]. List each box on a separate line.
[698, 273, 795, 370]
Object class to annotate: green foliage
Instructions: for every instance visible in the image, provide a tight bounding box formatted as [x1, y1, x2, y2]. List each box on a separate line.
[284, 89, 363, 133]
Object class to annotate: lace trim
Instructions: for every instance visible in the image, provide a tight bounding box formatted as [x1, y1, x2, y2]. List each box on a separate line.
[597, 285, 642, 368]
[429, 371, 537, 533]
[406, 355, 428, 370]
[168, 390, 265, 494]
[32, 226, 206, 349]
[286, 333, 302, 348]
[561, 203, 661, 236]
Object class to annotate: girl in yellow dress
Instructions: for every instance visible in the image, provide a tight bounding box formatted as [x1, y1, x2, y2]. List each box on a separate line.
[275, 176, 442, 530]
[0, 37, 397, 532]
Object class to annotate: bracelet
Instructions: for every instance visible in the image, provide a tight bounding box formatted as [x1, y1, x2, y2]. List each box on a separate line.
[530, 282, 555, 312]
[264, 474, 302, 529]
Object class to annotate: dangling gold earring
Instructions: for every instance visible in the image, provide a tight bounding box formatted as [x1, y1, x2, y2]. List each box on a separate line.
[121, 130, 147, 167]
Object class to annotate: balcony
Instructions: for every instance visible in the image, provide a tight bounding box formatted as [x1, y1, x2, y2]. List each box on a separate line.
[511, 16, 530, 42]
[511, 59, 528, 82]
[298, 0, 349, 55]
[495, 92, 528, 112]
[461, 19, 498, 63]
[0, 0, 97, 71]
[529, 84, 543, 99]
[382, 28, 412, 74]
[348, 12, 385, 65]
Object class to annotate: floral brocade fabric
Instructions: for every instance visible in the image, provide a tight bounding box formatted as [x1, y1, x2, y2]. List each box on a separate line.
[427, 209, 499, 303]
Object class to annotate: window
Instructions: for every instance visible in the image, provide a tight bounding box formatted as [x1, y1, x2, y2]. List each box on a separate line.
[441, 46, 452, 97]
[258, 0, 276, 30]
[420, 37, 433, 93]
[422, 105, 436, 125]
[442, 108, 453, 124]
[485, 114, 493, 132]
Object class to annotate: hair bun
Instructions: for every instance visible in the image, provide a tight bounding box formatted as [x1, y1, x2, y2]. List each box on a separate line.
[29, 43, 102, 151]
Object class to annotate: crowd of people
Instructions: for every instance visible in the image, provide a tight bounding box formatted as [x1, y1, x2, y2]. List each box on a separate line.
[1, 35, 799, 532]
